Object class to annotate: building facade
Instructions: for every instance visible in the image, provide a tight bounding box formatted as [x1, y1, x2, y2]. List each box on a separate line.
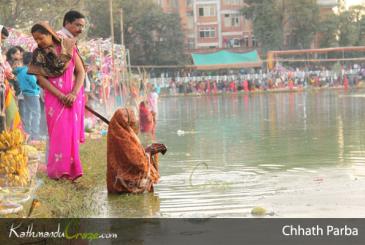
[155, 0, 349, 52]
[155, 0, 256, 52]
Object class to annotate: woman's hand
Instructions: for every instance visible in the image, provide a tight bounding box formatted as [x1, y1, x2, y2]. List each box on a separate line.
[63, 92, 77, 107]
[57, 93, 67, 105]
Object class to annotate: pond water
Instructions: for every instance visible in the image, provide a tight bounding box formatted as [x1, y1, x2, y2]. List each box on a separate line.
[100, 89, 365, 218]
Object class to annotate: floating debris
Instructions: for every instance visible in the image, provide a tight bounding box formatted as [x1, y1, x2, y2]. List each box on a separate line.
[251, 206, 267, 216]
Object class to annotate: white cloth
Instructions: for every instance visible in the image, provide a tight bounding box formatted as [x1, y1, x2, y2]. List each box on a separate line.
[147, 91, 158, 114]
[57, 27, 74, 39]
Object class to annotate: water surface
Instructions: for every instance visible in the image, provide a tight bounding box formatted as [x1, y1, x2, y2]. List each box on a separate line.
[99, 90, 365, 217]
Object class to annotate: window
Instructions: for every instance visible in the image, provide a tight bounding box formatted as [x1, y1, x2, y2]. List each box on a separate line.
[244, 36, 249, 47]
[198, 6, 216, 17]
[199, 27, 216, 38]
[224, 14, 230, 26]
[233, 39, 240, 47]
[252, 35, 257, 47]
[224, 14, 240, 27]
[231, 15, 240, 27]
[226, 38, 242, 48]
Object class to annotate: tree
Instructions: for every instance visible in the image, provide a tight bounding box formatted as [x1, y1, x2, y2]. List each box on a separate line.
[0, 0, 83, 31]
[318, 13, 340, 48]
[87, 0, 187, 65]
[337, 11, 358, 47]
[0, 0, 187, 65]
[360, 17, 365, 46]
[348, 5, 365, 46]
[283, 0, 319, 49]
[319, 5, 365, 48]
[241, 0, 320, 51]
[241, 0, 284, 53]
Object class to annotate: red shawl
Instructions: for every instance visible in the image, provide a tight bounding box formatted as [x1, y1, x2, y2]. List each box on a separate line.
[107, 108, 159, 194]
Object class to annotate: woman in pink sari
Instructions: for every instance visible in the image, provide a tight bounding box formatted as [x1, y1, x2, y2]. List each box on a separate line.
[28, 22, 85, 180]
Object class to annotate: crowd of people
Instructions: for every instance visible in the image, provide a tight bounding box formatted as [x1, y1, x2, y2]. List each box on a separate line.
[147, 64, 365, 96]
[0, 10, 163, 194]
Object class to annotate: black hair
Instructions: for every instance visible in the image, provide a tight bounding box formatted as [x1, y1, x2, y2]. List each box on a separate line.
[15, 45, 25, 53]
[31, 24, 59, 45]
[1, 26, 9, 37]
[31, 24, 51, 35]
[63, 10, 85, 26]
[23, 52, 33, 65]
[6, 47, 20, 62]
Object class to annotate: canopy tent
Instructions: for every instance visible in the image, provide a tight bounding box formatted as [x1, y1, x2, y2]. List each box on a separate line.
[191, 50, 262, 70]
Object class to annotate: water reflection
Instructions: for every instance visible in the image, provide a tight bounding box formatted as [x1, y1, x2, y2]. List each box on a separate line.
[107, 193, 160, 217]
[94, 190, 161, 218]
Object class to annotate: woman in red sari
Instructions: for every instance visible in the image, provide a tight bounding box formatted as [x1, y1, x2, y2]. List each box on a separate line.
[107, 108, 165, 194]
[139, 100, 154, 146]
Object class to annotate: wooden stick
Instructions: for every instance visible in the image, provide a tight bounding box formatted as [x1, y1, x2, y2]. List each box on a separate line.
[85, 105, 110, 125]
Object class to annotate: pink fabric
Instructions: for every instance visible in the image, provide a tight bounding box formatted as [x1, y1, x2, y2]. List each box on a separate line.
[45, 46, 85, 180]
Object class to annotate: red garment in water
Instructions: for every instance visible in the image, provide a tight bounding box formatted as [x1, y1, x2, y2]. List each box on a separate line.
[243, 80, 249, 92]
[139, 102, 154, 133]
[343, 76, 349, 90]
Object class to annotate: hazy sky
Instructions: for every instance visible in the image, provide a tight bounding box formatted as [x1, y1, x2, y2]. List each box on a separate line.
[346, 0, 365, 8]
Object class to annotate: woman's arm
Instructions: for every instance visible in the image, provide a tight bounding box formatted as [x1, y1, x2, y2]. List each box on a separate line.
[64, 52, 85, 106]
[36, 75, 66, 103]
[72, 52, 85, 95]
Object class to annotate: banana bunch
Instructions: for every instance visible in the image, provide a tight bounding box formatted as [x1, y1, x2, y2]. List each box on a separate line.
[0, 129, 24, 150]
[0, 129, 30, 187]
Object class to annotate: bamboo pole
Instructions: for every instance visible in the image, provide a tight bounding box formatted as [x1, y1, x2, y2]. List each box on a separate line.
[99, 40, 108, 115]
[109, 0, 115, 113]
[119, 8, 125, 106]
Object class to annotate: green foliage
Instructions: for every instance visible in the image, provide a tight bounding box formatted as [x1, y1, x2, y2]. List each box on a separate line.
[319, 5, 365, 48]
[318, 13, 339, 48]
[0, 0, 83, 31]
[284, 0, 319, 49]
[241, 0, 283, 53]
[0, 0, 187, 66]
[241, 0, 319, 51]
[243, 0, 365, 51]
[337, 11, 358, 47]
[87, 0, 188, 65]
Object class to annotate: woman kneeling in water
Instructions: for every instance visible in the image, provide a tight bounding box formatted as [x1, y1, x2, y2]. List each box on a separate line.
[107, 108, 166, 194]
